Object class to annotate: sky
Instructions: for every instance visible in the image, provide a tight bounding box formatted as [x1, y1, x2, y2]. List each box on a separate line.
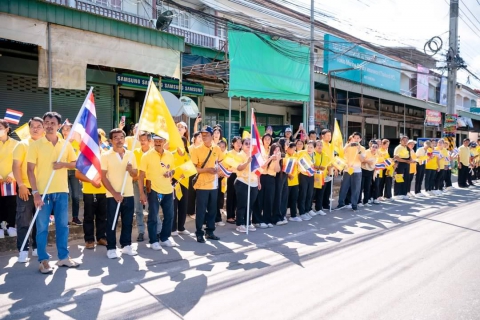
[295, 0, 480, 89]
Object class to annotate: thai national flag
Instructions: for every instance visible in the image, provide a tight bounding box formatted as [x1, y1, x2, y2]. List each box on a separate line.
[450, 148, 459, 158]
[298, 157, 315, 176]
[375, 163, 386, 169]
[384, 158, 393, 167]
[283, 157, 296, 174]
[432, 150, 442, 158]
[73, 92, 102, 183]
[1, 181, 17, 196]
[4, 109, 23, 125]
[218, 162, 232, 178]
[250, 110, 265, 175]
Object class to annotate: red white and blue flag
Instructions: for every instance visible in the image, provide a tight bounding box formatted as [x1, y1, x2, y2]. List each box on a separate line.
[4, 109, 23, 125]
[73, 92, 102, 183]
[283, 157, 296, 174]
[1, 181, 17, 196]
[375, 162, 386, 169]
[250, 110, 265, 175]
[218, 162, 232, 178]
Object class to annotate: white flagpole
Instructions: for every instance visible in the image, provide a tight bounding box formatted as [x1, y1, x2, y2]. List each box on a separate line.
[20, 87, 94, 252]
[111, 78, 153, 230]
[329, 117, 337, 213]
[245, 108, 254, 235]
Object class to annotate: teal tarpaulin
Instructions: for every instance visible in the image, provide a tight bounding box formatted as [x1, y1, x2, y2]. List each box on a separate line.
[228, 24, 310, 102]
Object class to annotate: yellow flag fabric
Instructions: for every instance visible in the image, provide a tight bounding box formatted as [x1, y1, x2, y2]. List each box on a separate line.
[314, 171, 324, 189]
[332, 156, 347, 171]
[172, 152, 190, 188]
[139, 81, 184, 152]
[221, 177, 227, 193]
[242, 130, 250, 139]
[395, 174, 404, 183]
[223, 152, 243, 170]
[332, 119, 344, 159]
[174, 183, 183, 201]
[174, 160, 197, 180]
[14, 123, 30, 140]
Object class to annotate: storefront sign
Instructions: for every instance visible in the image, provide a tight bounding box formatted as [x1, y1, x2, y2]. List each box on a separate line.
[443, 114, 457, 137]
[323, 34, 401, 93]
[315, 107, 329, 128]
[116, 74, 204, 96]
[425, 110, 441, 126]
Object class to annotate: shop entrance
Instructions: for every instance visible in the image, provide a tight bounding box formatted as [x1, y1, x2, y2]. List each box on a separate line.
[119, 89, 146, 135]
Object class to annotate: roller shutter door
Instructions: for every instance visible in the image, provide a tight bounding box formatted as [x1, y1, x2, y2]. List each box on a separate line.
[0, 73, 113, 132]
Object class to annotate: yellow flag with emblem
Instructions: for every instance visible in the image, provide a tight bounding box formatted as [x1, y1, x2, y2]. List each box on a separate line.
[14, 123, 30, 140]
[332, 119, 344, 159]
[139, 80, 184, 152]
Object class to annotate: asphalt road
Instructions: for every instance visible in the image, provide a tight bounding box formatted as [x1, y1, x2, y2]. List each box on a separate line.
[1, 185, 480, 320]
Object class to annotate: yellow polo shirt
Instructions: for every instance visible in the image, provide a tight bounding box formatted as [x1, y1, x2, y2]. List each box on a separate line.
[125, 136, 139, 151]
[425, 148, 438, 170]
[285, 152, 299, 187]
[394, 145, 410, 159]
[26, 136, 77, 194]
[68, 140, 80, 171]
[0, 137, 18, 180]
[236, 151, 258, 187]
[12, 138, 34, 188]
[139, 148, 174, 194]
[458, 145, 470, 166]
[100, 150, 137, 198]
[190, 144, 225, 190]
[361, 149, 377, 171]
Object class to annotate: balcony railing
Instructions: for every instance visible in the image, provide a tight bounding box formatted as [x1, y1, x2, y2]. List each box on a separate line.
[46, 0, 227, 52]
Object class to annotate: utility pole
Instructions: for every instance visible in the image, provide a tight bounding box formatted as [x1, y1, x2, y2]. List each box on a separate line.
[308, 0, 315, 132]
[446, 0, 459, 115]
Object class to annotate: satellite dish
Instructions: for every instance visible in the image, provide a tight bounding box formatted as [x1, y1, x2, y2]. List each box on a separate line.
[156, 10, 174, 31]
[179, 96, 199, 118]
[161, 91, 183, 117]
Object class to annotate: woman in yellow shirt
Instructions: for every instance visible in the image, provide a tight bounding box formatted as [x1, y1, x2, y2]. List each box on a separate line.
[378, 139, 393, 200]
[424, 140, 438, 195]
[406, 140, 417, 196]
[0, 119, 18, 238]
[273, 138, 289, 225]
[297, 141, 316, 221]
[225, 137, 242, 224]
[285, 142, 301, 222]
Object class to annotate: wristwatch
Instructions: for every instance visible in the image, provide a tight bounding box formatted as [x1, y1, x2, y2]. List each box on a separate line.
[32, 190, 39, 195]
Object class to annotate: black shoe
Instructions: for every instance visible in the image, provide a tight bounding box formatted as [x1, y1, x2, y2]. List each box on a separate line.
[137, 233, 144, 242]
[196, 236, 206, 243]
[206, 234, 220, 241]
[334, 205, 345, 211]
[72, 217, 83, 226]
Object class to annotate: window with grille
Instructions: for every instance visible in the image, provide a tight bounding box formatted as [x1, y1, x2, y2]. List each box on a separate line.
[93, 0, 122, 10]
[217, 25, 227, 39]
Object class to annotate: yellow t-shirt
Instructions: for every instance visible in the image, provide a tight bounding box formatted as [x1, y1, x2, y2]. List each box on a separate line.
[285, 152, 299, 187]
[409, 149, 417, 174]
[82, 181, 107, 194]
[314, 151, 330, 178]
[12, 138, 33, 188]
[68, 140, 80, 171]
[361, 149, 378, 171]
[394, 145, 410, 159]
[139, 148, 174, 194]
[26, 137, 77, 194]
[323, 141, 334, 160]
[133, 147, 150, 182]
[190, 144, 225, 190]
[0, 137, 18, 180]
[435, 147, 449, 170]
[425, 148, 438, 170]
[344, 145, 365, 171]
[458, 145, 470, 166]
[377, 147, 390, 162]
[100, 150, 137, 198]
[236, 151, 258, 187]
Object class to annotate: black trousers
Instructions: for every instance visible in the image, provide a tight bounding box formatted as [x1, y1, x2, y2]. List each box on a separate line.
[407, 173, 415, 193]
[195, 189, 217, 237]
[173, 183, 188, 232]
[226, 173, 237, 220]
[234, 180, 258, 226]
[216, 177, 225, 223]
[313, 186, 325, 211]
[395, 162, 410, 196]
[288, 185, 299, 217]
[444, 169, 452, 187]
[415, 164, 425, 194]
[434, 170, 445, 191]
[458, 165, 469, 187]
[298, 174, 314, 216]
[16, 192, 37, 251]
[273, 172, 288, 222]
[187, 176, 196, 215]
[0, 195, 16, 228]
[83, 193, 107, 242]
[425, 169, 436, 191]
[372, 174, 381, 199]
[322, 180, 332, 210]
[361, 169, 374, 204]
[379, 173, 393, 199]
[253, 175, 276, 224]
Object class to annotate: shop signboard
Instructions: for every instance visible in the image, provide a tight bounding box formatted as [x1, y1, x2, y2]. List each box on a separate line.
[425, 110, 442, 126]
[315, 107, 329, 128]
[116, 74, 204, 96]
[443, 114, 457, 137]
[323, 34, 401, 93]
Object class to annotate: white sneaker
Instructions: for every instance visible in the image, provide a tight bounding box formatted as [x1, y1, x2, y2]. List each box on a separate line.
[18, 251, 29, 263]
[32, 248, 38, 257]
[300, 214, 311, 221]
[236, 225, 247, 233]
[0, 221, 6, 230]
[276, 220, 287, 226]
[403, 195, 410, 200]
[316, 210, 327, 216]
[151, 242, 162, 251]
[7, 227, 17, 237]
[160, 239, 179, 247]
[346, 204, 353, 209]
[368, 199, 374, 204]
[178, 230, 191, 235]
[308, 210, 317, 217]
[248, 224, 257, 231]
[0, 229, 4, 239]
[171, 231, 178, 236]
[216, 221, 226, 227]
[107, 249, 118, 259]
[357, 203, 364, 207]
[415, 193, 424, 198]
[255, 223, 268, 229]
[122, 245, 138, 256]
[267, 223, 274, 228]
[289, 216, 302, 222]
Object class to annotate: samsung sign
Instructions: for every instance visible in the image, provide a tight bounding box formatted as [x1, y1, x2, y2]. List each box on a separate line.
[323, 34, 401, 93]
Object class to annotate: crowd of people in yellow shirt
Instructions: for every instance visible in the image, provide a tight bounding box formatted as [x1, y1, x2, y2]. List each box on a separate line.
[2, 112, 480, 274]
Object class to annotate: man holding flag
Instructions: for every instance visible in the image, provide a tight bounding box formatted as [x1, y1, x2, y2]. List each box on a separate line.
[13, 117, 44, 262]
[138, 133, 177, 249]
[27, 112, 79, 273]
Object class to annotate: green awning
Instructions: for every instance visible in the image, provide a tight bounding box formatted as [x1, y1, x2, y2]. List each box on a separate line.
[228, 24, 310, 102]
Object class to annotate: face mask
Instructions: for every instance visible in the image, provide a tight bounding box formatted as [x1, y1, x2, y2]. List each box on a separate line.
[0, 129, 5, 137]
